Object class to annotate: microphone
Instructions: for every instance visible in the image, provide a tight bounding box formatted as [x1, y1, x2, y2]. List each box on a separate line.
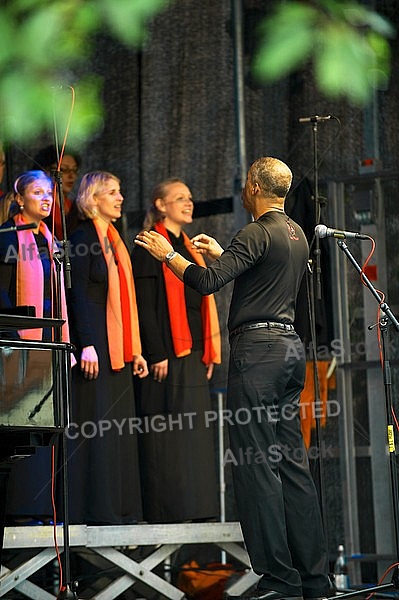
[16, 222, 38, 231]
[315, 224, 369, 241]
[299, 115, 332, 123]
[0, 222, 37, 234]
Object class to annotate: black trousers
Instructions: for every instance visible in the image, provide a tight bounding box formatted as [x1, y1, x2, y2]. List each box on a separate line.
[227, 327, 330, 597]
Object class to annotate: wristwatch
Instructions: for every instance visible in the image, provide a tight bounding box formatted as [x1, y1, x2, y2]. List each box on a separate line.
[165, 250, 178, 263]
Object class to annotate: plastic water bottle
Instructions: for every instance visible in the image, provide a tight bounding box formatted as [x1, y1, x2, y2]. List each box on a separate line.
[334, 544, 349, 591]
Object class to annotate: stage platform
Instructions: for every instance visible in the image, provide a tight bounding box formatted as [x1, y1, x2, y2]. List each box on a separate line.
[0, 521, 260, 599]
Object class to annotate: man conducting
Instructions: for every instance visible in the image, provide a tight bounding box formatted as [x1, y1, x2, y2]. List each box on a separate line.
[135, 156, 331, 600]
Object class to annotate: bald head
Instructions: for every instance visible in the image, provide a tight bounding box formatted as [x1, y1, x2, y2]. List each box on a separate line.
[249, 157, 292, 200]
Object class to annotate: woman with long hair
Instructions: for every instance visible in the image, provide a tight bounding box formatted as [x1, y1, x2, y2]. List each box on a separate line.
[131, 177, 221, 523]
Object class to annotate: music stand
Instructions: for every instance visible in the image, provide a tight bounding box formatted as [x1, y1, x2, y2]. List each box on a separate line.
[0, 315, 73, 583]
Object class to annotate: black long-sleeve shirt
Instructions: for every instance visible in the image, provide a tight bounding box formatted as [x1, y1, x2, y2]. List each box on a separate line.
[184, 211, 309, 332]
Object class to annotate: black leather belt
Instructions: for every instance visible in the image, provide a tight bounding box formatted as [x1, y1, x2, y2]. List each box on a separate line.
[230, 321, 295, 337]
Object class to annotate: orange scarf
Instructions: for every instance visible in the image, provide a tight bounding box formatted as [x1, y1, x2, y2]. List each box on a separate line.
[154, 222, 221, 365]
[93, 220, 142, 371]
[14, 213, 70, 342]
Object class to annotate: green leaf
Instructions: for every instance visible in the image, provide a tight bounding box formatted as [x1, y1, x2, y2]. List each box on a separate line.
[14, 3, 93, 66]
[0, 72, 55, 140]
[253, 0, 395, 104]
[99, 0, 170, 46]
[58, 75, 105, 146]
[342, 4, 395, 38]
[0, 70, 103, 144]
[252, 2, 318, 80]
[0, 11, 15, 68]
[315, 24, 378, 103]
[0, 0, 394, 141]
[368, 30, 391, 75]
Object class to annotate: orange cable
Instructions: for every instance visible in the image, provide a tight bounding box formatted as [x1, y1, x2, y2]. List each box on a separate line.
[50, 85, 76, 337]
[51, 443, 63, 593]
[365, 561, 399, 599]
[49, 85, 76, 592]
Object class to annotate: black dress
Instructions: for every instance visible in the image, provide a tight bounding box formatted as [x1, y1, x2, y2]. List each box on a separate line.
[131, 230, 219, 523]
[67, 220, 142, 524]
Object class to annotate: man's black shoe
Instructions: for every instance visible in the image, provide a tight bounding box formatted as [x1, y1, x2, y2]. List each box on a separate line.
[249, 590, 303, 600]
[303, 576, 336, 600]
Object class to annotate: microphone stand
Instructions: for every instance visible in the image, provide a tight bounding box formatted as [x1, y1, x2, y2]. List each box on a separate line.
[311, 120, 323, 301]
[334, 239, 399, 598]
[303, 117, 329, 548]
[52, 169, 72, 290]
[51, 170, 78, 599]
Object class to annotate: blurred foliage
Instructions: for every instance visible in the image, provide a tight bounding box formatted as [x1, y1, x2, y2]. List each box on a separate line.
[0, 0, 170, 147]
[0, 0, 396, 146]
[253, 0, 395, 104]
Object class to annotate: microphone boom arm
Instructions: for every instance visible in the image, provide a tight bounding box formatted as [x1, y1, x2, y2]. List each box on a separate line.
[337, 239, 399, 331]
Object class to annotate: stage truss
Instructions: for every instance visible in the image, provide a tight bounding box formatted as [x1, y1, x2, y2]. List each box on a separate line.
[0, 522, 260, 599]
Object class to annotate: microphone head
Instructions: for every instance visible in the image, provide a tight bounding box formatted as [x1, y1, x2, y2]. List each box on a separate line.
[315, 224, 327, 238]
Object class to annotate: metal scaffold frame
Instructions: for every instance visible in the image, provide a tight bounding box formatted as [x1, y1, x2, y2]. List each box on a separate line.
[1, 522, 260, 599]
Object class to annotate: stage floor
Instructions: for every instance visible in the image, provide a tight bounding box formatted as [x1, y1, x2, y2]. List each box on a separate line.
[1, 521, 260, 599]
